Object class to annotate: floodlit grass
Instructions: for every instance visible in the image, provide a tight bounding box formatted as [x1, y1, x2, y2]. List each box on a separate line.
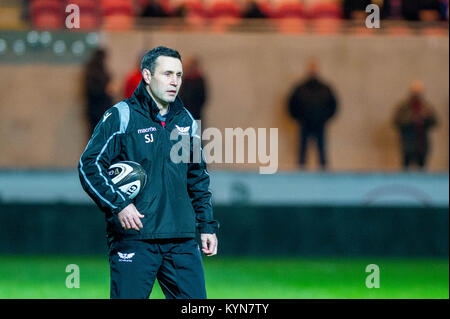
[0, 255, 447, 299]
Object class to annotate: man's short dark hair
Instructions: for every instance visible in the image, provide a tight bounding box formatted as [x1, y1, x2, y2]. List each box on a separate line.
[141, 46, 182, 74]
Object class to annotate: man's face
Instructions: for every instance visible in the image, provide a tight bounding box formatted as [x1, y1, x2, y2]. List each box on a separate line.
[145, 56, 183, 106]
[410, 80, 424, 97]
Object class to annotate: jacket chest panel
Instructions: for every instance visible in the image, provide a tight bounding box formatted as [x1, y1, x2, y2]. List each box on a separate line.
[123, 117, 184, 161]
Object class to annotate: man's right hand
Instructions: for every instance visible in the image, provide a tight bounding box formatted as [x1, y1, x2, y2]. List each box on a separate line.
[118, 204, 144, 231]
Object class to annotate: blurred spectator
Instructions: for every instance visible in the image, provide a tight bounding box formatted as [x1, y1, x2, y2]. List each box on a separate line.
[178, 56, 208, 121]
[207, 0, 242, 19]
[343, 0, 372, 19]
[375, 0, 392, 19]
[402, 0, 442, 21]
[84, 48, 114, 135]
[440, 0, 449, 20]
[140, 0, 169, 17]
[172, 3, 188, 18]
[342, 0, 391, 20]
[393, 81, 438, 170]
[288, 59, 338, 170]
[123, 51, 145, 98]
[171, 0, 201, 18]
[243, 0, 267, 19]
[21, 0, 31, 23]
[388, 0, 403, 19]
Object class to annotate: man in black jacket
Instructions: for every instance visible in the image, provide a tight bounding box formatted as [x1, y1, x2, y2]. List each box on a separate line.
[78, 46, 219, 299]
[288, 59, 338, 170]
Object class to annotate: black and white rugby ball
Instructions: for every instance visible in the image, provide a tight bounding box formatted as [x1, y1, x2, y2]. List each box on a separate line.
[107, 161, 147, 200]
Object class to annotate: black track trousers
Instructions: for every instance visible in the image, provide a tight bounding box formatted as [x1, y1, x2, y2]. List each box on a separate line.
[108, 238, 207, 299]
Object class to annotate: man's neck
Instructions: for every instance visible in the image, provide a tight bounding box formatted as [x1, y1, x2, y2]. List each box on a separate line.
[145, 85, 169, 116]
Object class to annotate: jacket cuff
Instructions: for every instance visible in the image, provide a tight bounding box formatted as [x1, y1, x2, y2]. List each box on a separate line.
[111, 197, 133, 215]
[197, 220, 220, 234]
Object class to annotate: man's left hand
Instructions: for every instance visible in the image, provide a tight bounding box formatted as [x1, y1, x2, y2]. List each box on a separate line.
[200, 233, 218, 256]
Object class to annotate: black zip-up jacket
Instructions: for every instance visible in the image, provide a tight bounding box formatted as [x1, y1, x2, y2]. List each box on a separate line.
[78, 80, 219, 242]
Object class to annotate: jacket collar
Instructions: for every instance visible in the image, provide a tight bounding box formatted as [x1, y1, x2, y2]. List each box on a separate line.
[132, 80, 184, 122]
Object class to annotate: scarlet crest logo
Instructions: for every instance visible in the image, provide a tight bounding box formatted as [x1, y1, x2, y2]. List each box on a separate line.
[175, 125, 190, 135]
[118, 252, 135, 262]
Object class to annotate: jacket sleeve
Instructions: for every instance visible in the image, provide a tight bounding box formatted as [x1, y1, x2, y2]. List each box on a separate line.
[187, 119, 219, 234]
[78, 105, 133, 215]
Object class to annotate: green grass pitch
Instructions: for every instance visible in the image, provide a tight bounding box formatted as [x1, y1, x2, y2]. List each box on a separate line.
[0, 255, 447, 299]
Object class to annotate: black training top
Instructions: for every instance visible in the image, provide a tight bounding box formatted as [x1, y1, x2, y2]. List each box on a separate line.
[78, 80, 219, 243]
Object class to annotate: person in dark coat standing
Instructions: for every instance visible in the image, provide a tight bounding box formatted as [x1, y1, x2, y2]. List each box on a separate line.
[288, 59, 338, 169]
[178, 56, 207, 121]
[84, 48, 114, 135]
[401, 0, 442, 21]
[243, 0, 268, 19]
[393, 80, 437, 170]
[342, 0, 372, 19]
[140, 0, 168, 18]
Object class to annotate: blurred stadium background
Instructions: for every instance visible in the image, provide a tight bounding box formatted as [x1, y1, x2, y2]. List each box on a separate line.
[0, 0, 448, 299]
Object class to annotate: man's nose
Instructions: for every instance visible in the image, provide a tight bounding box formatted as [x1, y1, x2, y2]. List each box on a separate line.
[170, 76, 179, 86]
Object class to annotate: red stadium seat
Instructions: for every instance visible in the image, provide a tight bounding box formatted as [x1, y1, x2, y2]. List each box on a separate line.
[100, 0, 134, 30]
[173, 0, 206, 26]
[100, 0, 133, 16]
[272, 1, 305, 19]
[206, 0, 242, 19]
[309, 2, 342, 19]
[307, 2, 343, 34]
[30, 0, 64, 30]
[204, 0, 242, 33]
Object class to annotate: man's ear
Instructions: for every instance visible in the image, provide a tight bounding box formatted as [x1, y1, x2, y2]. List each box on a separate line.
[142, 68, 151, 85]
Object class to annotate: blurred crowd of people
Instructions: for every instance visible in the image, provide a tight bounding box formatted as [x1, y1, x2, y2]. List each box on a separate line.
[286, 61, 437, 171]
[139, 0, 449, 21]
[84, 48, 439, 172]
[23, 0, 450, 30]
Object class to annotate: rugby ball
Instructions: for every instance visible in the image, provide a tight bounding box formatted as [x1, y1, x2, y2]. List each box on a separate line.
[107, 161, 147, 200]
